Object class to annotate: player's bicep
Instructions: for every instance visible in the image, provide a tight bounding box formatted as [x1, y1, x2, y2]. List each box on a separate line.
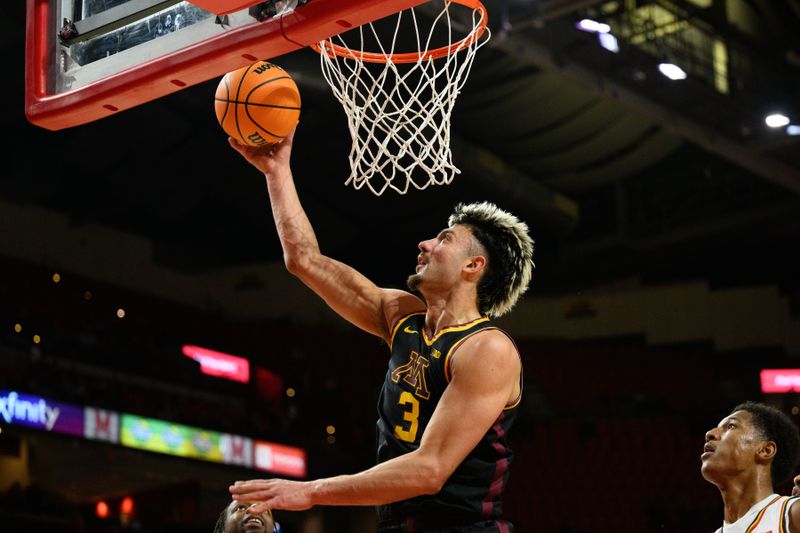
[416, 336, 519, 478]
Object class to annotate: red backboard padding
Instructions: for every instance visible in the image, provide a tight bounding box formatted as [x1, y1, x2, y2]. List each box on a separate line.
[186, 0, 264, 16]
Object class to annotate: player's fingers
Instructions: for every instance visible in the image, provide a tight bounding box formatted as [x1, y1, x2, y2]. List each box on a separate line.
[230, 480, 267, 493]
[228, 138, 260, 161]
[247, 502, 273, 514]
[228, 138, 269, 159]
[233, 489, 274, 501]
[228, 137, 247, 152]
[231, 493, 261, 503]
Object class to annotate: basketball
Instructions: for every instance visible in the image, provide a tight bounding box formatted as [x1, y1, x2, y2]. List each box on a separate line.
[214, 61, 301, 147]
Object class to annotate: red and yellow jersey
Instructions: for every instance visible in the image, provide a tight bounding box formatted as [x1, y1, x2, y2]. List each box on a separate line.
[714, 494, 799, 533]
[376, 312, 522, 531]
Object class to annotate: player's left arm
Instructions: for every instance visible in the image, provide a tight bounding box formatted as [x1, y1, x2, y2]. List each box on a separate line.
[229, 330, 520, 511]
[788, 494, 800, 531]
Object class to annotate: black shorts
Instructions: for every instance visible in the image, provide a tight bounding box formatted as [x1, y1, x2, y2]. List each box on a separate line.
[377, 519, 514, 533]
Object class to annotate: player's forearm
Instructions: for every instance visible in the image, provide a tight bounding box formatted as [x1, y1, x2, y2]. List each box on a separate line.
[229, 450, 445, 512]
[309, 451, 445, 506]
[263, 169, 321, 271]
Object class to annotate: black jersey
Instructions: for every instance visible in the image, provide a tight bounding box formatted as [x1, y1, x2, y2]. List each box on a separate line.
[376, 312, 521, 531]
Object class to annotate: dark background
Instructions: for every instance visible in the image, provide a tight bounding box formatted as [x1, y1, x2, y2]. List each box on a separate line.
[2, 0, 800, 531]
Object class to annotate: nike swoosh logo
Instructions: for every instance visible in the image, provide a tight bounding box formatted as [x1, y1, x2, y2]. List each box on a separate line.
[404, 326, 418, 334]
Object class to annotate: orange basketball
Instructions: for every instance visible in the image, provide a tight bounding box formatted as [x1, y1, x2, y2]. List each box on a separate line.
[214, 61, 301, 146]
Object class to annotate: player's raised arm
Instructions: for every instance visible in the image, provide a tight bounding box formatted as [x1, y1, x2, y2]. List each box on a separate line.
[229, 129, 424, 341]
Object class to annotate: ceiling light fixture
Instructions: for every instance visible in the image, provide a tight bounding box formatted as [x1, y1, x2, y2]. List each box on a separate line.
[658, 63, 687, 80]
[598, 33, 619, 53]
[787, 124, 800, 136]
[576, 19, 611, 33]
[765, 113, 790, 128]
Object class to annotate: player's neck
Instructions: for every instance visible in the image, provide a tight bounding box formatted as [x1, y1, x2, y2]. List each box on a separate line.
[423, 295, 482, 336]
[719, 475, 775, 524]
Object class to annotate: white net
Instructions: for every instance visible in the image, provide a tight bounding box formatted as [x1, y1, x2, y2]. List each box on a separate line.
[315, 0, 490, 195]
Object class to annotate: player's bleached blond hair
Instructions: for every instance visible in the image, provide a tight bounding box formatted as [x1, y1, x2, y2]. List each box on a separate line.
[449, 201, 534, 317]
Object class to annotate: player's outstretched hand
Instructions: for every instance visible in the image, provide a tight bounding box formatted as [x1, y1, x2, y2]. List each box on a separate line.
[230, 478, 313, 513]
[228, 126, 296, 178]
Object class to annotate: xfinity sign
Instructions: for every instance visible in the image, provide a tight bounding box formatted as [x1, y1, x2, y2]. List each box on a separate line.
[0, 390, 83, 435]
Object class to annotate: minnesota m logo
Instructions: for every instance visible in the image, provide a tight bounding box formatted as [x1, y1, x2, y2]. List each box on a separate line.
[391, 351, 431, 400]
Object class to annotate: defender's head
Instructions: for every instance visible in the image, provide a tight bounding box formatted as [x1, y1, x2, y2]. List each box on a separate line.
[213, 501, 276, 533]
[701, 401, 800, 488]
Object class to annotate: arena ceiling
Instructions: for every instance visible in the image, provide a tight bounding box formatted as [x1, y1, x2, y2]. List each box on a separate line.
[5, 0, 800, 296]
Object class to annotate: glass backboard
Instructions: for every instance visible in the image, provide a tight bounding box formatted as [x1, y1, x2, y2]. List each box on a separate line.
[25, 0, 426, 130]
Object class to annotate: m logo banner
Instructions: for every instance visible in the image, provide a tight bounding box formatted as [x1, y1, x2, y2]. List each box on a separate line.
[84, 407, 120, 443]
[221, 434, 253, 467]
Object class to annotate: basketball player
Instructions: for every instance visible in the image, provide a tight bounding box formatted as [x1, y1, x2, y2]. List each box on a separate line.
[702, 401, 800, 532]
[213, 500, 278, 533]
[227, 129, 534, 533]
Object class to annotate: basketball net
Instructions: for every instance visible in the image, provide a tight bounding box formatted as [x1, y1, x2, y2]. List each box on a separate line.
[313, 0, 490, 195]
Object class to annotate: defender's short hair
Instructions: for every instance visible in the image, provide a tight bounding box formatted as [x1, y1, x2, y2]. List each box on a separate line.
[449, 201, 534, 317]
[733, 401, 800, 485]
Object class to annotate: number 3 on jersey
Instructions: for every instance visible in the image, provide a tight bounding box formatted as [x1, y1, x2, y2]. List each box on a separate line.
[394, 391, 420, 443]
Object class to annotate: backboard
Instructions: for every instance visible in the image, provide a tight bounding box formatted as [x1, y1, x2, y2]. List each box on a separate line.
[25, 0, 427, 130]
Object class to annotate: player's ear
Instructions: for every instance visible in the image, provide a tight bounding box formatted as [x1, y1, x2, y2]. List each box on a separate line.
[463, 254, 486, 275]
[757, 440, 777, 462]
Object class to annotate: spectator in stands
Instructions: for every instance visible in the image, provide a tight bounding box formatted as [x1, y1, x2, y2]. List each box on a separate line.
[213, 500, 279, 533]
[702, 401, 800, 532]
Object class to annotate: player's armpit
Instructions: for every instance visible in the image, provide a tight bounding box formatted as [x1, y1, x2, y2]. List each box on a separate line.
[382, 289, 427, 339]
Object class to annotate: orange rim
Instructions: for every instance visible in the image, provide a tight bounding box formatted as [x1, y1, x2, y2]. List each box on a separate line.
[311, 0, 488, 64]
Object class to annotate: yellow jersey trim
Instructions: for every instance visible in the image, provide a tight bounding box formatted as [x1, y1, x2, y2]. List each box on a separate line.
[443, 333, 480, 383]
[780, 497, 788, 533]
[504, 386, 523, 411]
[779, 496, 799, 533]
[443, 327, 524, 411]
[389, 312, 426, 350]
[422, 316, 490, 346]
